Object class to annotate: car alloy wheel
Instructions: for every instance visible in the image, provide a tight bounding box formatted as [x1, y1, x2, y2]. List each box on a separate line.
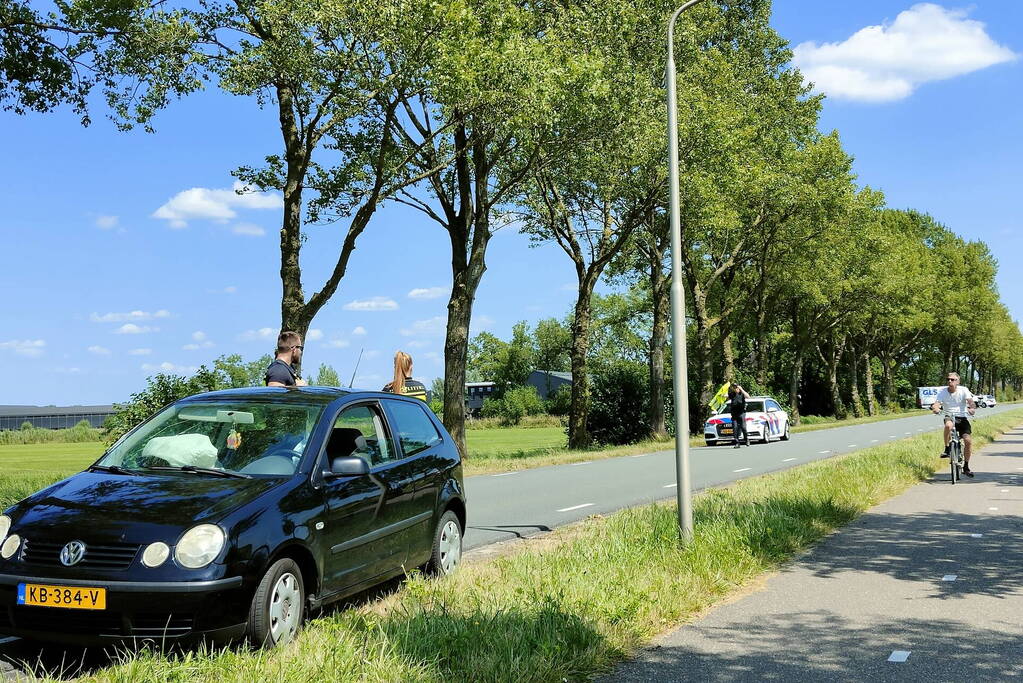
[269, 572, 302, 644]
[426, 510, 463, 576]
[247, 557, 305, 647]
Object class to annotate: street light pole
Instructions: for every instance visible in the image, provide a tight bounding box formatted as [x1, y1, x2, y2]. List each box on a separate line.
[666, 0, 706, 541]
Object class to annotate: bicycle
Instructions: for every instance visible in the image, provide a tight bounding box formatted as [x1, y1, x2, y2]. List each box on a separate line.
[941, 408, 971, 484]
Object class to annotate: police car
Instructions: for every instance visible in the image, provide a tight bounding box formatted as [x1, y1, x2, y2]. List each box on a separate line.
[704, 396, 791, 446]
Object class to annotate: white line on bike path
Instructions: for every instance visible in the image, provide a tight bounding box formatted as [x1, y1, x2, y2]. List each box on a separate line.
[783, 458, 797, 462]
[734, 468, 751, 473]
[887, 651, 911, 663]
[942, 574, 958, 582]
[492, 472, 518, 477]
[557, 503, 594, 513]
[663, 483, 677, 488]
[818, 450, 831, 454]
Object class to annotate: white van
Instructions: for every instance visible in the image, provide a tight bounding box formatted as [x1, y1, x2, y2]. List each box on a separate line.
[917, 386, 944, 409]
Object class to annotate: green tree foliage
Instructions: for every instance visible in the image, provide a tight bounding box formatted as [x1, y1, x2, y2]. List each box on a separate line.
[587, 361, 649, 446]
[480, 386, 544, 426]
[104, 367, 223, 442]
[213, 354, 273, 388]
[314, 363, 341, 387]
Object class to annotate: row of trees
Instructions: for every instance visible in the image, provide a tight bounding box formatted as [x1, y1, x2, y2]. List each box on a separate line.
[6, 0, 1021, 452]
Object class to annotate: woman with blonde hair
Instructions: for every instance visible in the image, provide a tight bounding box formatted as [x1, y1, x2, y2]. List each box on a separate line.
[383, 351, 428, 401]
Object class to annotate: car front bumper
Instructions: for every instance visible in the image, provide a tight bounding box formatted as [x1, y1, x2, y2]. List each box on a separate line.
[0, 573, 249, 644]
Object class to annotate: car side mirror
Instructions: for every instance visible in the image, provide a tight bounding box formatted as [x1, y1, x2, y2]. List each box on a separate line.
[328, 456, 369, 477]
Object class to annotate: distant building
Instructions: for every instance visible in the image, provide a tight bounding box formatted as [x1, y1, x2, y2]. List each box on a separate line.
[526, 370, 572, 400]
[0, 405, 114, 431]
[464, 370, 573, 416]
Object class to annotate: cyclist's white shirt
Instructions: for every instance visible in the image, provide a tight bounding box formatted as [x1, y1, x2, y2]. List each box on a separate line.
[936, 386, 974, 415]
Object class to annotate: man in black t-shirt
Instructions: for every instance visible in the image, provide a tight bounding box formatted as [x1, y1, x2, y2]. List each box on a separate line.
[728, 383, 751, 448]
[265, 331, 309, 387]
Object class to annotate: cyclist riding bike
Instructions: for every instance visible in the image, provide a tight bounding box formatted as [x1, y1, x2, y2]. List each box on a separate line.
[930, 372, 977, 478]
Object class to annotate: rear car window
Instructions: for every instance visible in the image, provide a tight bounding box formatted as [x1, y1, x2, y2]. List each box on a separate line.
[389, 401, 442, 457]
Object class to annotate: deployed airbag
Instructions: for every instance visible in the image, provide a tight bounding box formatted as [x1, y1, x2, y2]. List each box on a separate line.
[141, 434, 218, 468]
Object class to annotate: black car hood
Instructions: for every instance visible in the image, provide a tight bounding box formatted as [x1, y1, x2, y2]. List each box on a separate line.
[10, 471, 284, 541]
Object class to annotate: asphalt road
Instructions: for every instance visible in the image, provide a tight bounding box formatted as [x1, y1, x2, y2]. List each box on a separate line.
[606, 424, 1023, 682]
[463, 404, 1021, 550]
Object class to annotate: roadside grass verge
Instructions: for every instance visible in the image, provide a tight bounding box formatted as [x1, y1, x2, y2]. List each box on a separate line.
[71, 409, 1023, 682]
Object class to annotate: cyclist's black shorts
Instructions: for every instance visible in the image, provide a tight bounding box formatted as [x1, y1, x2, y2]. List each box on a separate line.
[949, 416, 972, 435]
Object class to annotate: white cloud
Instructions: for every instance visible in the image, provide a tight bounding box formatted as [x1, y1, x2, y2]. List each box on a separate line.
[307, 329, 324, 341]
[192, 331, 207, 341]
[559, 283, 577, 292]
[362, 350, 381, 360]
[183, 342, 214, 351]
[95, 215, 119, 230]
[87, 345, 111, 355]
[793, 3, 1017, 102]
[114, 323, 157, 335]
[91, 310, 171, 323]
[353, 373, 382, 386]
[401, 316, 446, 337]
[406, 340, 427, 349]
[471, 315, 495, 333]
[325, 339, 351, 349]
[231, 223, 266, 237]
[424, 351, 442, 364]
[152, 181, 282, 228]
[128, 348, 152, 355]
[142, 362, 199, 374]
[343, 297, 399, 312]
[207, 285, 238, 294]
[239, 327, 279, 342]
[0, 339, 45, 357]
[408, 287, 447, 300]
[352, 326, 367, 336]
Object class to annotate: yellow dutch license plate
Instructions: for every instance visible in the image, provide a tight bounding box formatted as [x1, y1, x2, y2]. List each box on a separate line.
[720, 428, 733, 435]
[17, 583, 106, 610]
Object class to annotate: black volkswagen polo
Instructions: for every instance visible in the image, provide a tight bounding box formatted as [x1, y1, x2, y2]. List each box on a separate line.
[0, 387, 466, 647]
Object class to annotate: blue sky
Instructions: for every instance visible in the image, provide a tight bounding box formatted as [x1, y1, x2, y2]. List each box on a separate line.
[1, 1, 1019, 407]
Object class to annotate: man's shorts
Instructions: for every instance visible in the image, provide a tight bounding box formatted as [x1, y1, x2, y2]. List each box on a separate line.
[946, 416, 972, 435]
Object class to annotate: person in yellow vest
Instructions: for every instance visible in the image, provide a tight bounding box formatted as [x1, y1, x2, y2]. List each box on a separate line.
[382, 350, 428, 400]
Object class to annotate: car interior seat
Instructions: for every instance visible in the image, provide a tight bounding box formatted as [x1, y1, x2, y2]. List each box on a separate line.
[325, 427, 372, 468]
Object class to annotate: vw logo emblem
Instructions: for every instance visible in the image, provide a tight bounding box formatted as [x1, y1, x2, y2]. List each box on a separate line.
[59, 540, 86, 567]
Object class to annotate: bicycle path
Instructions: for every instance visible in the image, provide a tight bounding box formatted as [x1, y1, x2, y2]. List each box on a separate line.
[605, 425, 1023, 682]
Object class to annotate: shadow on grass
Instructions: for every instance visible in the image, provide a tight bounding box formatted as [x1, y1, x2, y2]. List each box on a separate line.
[381, 598, 609, 682]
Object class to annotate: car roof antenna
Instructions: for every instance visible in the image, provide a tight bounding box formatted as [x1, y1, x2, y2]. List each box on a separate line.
[348, 348, 364, 387]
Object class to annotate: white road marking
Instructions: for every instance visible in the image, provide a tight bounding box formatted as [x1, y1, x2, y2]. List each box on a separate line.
[942, 574, 958, 582]
[1001, 489, 1010, 493]
[663, 483, 677, 488]
[783, 458, 797, 462]
[871, 439, 879, 443]
[631, 453, 649, 458]
[848, 444, 858, 448]
[970, 534, 984, 538]
[492, 472, 518, 477]
[889, 435, 898, 438]
[557, 503, 594, 513]
[917, 429, 924, 432]
[734, 468, 752, 473]
[988, 507, 999, 511]
[818, 450, 831, 454]
[571, 461, 592, 466]
[888, 651, 911, 663]
[905, 432, 912, 435]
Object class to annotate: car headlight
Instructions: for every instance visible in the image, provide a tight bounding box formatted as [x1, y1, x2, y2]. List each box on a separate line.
[174, 524, 225, 569]
[0, 515, 9, 543]
[1, 534, 20, 560]
[142, 542, 170, 568]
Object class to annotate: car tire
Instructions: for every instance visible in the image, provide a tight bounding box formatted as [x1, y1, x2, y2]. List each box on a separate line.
[246, 558, 305, 648]
[425, 510, 463, 576]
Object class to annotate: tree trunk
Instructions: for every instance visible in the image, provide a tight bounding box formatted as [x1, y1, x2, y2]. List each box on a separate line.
[864, 349, 876, 416]
[568, 279, 597, 449]
[722, 332, 735, 383]
[826, 335, 847, 419]
[692, 292, 715, 409]
[789, 347, 804, 425]
[849, 343, 864, 418]
[648, 250, 670, 440]
[881, 354, 896, 410]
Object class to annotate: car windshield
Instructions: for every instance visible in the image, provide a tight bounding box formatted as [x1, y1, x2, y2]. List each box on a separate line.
[716, 400, 766, 415]
[98, 401, 324, 477]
